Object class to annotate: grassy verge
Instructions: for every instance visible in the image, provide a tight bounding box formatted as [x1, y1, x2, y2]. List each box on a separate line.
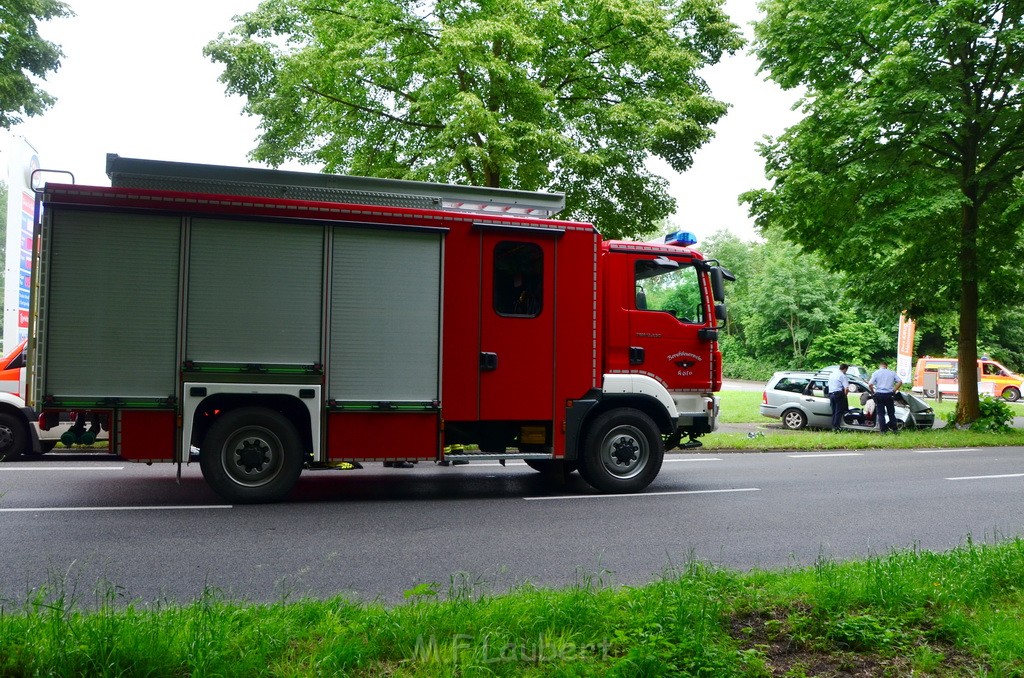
[710, 391, 1024, 451]
[2, 539, 1023, 676]
[717, 391, 964, 425]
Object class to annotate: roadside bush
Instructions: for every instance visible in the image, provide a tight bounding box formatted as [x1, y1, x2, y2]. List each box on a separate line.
[943, 395, 1015, 433]
[970, 395, 1015, 433]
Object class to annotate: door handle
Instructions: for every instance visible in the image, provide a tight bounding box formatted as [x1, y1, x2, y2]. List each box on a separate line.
[629, 347, 645, 365]
[480, 352, 498, 371]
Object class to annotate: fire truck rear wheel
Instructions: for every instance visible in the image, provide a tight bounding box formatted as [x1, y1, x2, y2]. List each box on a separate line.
[200, 407, 303, 503]
[580, 409, 663, 493]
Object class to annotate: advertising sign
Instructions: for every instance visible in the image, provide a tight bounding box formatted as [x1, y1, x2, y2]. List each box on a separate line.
[4, 136, 38, 355]
[896, 313, 915, 383]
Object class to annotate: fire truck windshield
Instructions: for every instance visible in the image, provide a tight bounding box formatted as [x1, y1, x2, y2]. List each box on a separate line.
[634, 259, 705, 324]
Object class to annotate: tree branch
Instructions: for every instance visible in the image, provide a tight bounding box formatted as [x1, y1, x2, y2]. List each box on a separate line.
[301, 84, 444, 130]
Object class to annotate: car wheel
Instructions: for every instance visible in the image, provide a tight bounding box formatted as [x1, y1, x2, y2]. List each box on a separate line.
[780, 409, 808, 430]
[923, 388, 937, 398]
[0, 412, 29, 460]
[1001, 387, 1020, 402]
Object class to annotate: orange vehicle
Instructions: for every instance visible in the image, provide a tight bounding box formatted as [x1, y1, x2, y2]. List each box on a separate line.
[0, 340, 26, 398]
[912, 357, 1024, 401]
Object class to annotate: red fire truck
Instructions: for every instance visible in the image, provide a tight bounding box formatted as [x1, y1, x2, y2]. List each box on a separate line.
[28, 155, 731, 502]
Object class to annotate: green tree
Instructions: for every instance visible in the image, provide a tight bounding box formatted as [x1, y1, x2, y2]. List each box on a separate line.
[205, 0, 742, 238]
[744, 0, 1024, 423]
[0, 0, 72, 128]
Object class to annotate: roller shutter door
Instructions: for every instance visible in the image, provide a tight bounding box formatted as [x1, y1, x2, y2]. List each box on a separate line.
[45, 210, 180, 398]
[187, 219, 323, 365]
[329, 228, 442, 402]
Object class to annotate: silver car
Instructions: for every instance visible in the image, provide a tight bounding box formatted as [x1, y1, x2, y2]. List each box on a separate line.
[760, 371, 936, 431]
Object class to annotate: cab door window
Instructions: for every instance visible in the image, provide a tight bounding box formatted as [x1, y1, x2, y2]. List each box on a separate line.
[493, 241, 543, 317]
[634, 259, 704, 324]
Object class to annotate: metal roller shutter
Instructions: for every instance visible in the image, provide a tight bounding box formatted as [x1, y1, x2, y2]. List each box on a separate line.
[187, 219, 324, 365]
[45, 210, 180, 398]
[329, 228, 441, 402]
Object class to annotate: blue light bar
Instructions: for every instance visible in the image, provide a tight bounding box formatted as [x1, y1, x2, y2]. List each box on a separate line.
[664, 231, 698, 247]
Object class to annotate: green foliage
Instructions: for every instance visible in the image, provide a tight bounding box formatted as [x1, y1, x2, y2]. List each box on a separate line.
[204, 0, 742, 238]
[703, 230, 895, 376]
[965, 395, 1014, 433]
[745, 0, 1024, 423]
[0, 0, 72, 128]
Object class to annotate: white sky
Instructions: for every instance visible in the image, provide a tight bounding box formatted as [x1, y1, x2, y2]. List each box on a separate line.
[2, 0, 799, 242]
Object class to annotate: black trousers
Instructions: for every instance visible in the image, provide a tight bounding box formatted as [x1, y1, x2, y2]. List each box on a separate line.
[875, 392, 897, 432]
[830, 391, 848, 429]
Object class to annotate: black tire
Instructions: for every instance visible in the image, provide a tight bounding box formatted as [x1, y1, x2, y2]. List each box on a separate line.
[200, 407, 303, 503]
[0, 412, 29, 460]
[579, 409, 663, 493]
[923, 388, 937, 398]
[780, 409, 808, 430]
[1002, 387, 1021, 402]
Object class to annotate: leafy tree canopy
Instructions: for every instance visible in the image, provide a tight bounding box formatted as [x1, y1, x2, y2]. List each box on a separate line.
[205, 0, 742, 238]
[0, 0, 72, 128]
[744, 0, 1024, 421]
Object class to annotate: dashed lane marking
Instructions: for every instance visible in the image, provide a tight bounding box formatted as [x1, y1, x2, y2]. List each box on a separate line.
[946, 473, 1024, 481]
[0, 505, 231, 513]
[915, 448, 980, 454]
[0, 466, 125, 471]
[525, 487, 760, 501]
[787, 453, 863, 458]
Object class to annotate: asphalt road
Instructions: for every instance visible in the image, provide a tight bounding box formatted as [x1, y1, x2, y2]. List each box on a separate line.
[1, 447, 1023, 607]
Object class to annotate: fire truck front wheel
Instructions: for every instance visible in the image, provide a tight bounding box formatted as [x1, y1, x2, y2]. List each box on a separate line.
[580, 409, 664, 493]
[200, 407, 304, 503]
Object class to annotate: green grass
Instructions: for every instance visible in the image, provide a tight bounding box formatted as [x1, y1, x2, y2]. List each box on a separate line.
[3, 540, 1024, 675]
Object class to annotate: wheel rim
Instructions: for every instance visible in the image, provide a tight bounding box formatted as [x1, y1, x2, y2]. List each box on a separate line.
[598, 425, 648, 480]
[220, 426, 285, 488]
[782, 411, 803, 429]
[1004, 388, 1020, 402]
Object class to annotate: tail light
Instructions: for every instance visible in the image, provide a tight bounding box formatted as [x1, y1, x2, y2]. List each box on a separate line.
[762, 391, 768, 404]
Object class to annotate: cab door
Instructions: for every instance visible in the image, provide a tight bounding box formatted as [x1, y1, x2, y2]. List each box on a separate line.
[628, 256, 715, 390]
[478, 231, 557, 420]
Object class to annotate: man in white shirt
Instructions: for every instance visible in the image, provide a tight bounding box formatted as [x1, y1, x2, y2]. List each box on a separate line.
[869, 360, 903, 433]
[827, 364, 851, 431]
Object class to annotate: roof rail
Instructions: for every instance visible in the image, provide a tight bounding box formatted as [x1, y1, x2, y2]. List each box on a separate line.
[105, 154, 565, 218]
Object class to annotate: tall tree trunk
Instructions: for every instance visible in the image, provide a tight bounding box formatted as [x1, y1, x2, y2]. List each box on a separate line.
[956, 199, 981, 424]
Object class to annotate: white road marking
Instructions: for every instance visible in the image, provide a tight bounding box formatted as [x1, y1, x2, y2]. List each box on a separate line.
[787, 453, 863, 458]
[472, 458, 722, 467]
[915, 448, 980, 454]
[525, 487, 759, 501]
[946, 473, 1024, 481]
[0, 466, 125, 472]
[0, 505, 231, 513]
[664, 458, 723, 463]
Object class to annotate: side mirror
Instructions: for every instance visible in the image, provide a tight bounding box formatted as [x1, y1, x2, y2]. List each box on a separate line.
[715, 303, 728, 322]
[710, 268, 726, 303]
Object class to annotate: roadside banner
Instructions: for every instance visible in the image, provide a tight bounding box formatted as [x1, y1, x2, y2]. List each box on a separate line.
[896, 313, 915, 383]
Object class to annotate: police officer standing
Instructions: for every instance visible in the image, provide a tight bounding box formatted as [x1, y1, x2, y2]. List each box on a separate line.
[828, 364, 851, 431]
[869, 360, 903, 433]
